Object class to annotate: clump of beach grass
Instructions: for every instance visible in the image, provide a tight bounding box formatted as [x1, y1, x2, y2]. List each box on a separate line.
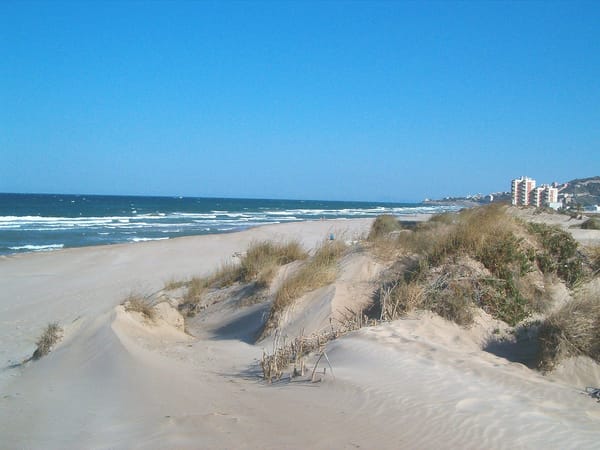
[273, 239, 346, 311]
[368, 214, 402, 241]
[123, 293, 155, 321]
[261, 239, 347, 335]
[177, 240, 307, 317]
[238, 240, 307, 287]
[164, 278, 188, 290]
[210, 240, 308, 288]
[537, 283, 600, 371]
[32, 322, 63, 360]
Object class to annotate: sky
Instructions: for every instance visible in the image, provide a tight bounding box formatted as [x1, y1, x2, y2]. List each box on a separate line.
[1, 1, 599, 202]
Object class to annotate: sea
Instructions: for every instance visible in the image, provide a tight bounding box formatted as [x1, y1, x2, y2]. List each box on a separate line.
[0, 193, 459, 255]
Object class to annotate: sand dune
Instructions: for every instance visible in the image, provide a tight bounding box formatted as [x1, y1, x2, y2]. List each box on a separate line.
[1, 217, 600, 449]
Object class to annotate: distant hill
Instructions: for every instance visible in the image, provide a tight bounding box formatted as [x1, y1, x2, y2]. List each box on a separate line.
[561, 176, 600, 206]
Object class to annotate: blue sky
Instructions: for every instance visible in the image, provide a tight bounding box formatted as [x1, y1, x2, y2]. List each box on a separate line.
[1, 1, 599, 202]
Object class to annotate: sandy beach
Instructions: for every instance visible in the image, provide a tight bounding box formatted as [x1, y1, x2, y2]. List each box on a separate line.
[1, 215, 600, 449]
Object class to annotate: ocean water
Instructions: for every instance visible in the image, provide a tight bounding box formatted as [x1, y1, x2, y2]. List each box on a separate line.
[0, 193, 458, 255]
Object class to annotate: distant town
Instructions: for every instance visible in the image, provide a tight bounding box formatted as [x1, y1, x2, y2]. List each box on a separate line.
[424, 175, 600, 212]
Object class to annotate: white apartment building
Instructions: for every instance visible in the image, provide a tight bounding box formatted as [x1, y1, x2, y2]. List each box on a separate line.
[511, 176, 536, 206]
[511, 176, 559, 208]
[532, 185, 558, 207]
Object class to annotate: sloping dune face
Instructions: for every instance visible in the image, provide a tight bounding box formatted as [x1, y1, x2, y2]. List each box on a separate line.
[325, 316, 600, 449]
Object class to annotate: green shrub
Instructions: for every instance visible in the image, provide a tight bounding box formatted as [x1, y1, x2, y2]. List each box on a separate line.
[478, 277, 530, 326]
[528, 223, 584, 287]
[426, 280, 474, 326]
[581, 218, 600, 230]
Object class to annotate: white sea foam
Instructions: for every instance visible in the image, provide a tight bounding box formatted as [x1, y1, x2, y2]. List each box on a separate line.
[1, 204, 460, 256]
[130, 237, 169, 242]
[9, 244, 64, 251]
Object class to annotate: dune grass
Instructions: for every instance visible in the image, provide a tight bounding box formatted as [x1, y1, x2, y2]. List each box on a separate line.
[368, 214, 402, 241]
[371, 204, 586, 327]
[260, 240, 347, 335]
[32, 322, 63, 360]
[123, 293, 155, 321]
[176, 240, 307, 317]
[209, 240, 308, 289]
[164, 278, 188, 290]
[238, 240, 307, 287]
[273, 239, 346, 312]
[537, 283, 600, 371]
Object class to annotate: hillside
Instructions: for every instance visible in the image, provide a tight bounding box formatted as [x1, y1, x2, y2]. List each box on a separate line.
[562, 176, 600, 206]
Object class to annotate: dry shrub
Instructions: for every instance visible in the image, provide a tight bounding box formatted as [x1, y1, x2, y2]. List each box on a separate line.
[124, 294, 155, 320]
[538, 284, 600, 371]
[426, 278, 475, 326]
[378, 280, 424, 320]
[581, 217, 600, 230]
[32, 322, 63, 360]
[368, 214, 402, 241]
[262, 312, 369, 382]
[586, 245, 600, 275]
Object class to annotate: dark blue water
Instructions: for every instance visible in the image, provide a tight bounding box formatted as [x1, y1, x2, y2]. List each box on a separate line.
[0, 193, 457, 255]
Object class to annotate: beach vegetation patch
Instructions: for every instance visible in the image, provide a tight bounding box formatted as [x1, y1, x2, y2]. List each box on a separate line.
[368, 214, 402, 241]
[580, 217, 600, 230]
[211, 240, 308, 288]
[370, 204, 584, 327]
[528, 223, 584, 287]
[164, 278, 188, 290]
[123, 293, 156, 321]
[238, 240, 307, 287]
[177, 240, 307, 317]
[32, 322, 63, 360]
[537, 283, 600, 371]
[262, 239, 347, 335]
[588, 246, 600, 275]
[261, 312, 368, 383]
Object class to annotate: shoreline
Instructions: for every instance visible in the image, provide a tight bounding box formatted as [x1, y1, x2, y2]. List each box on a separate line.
[1, 215, 433, 259]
